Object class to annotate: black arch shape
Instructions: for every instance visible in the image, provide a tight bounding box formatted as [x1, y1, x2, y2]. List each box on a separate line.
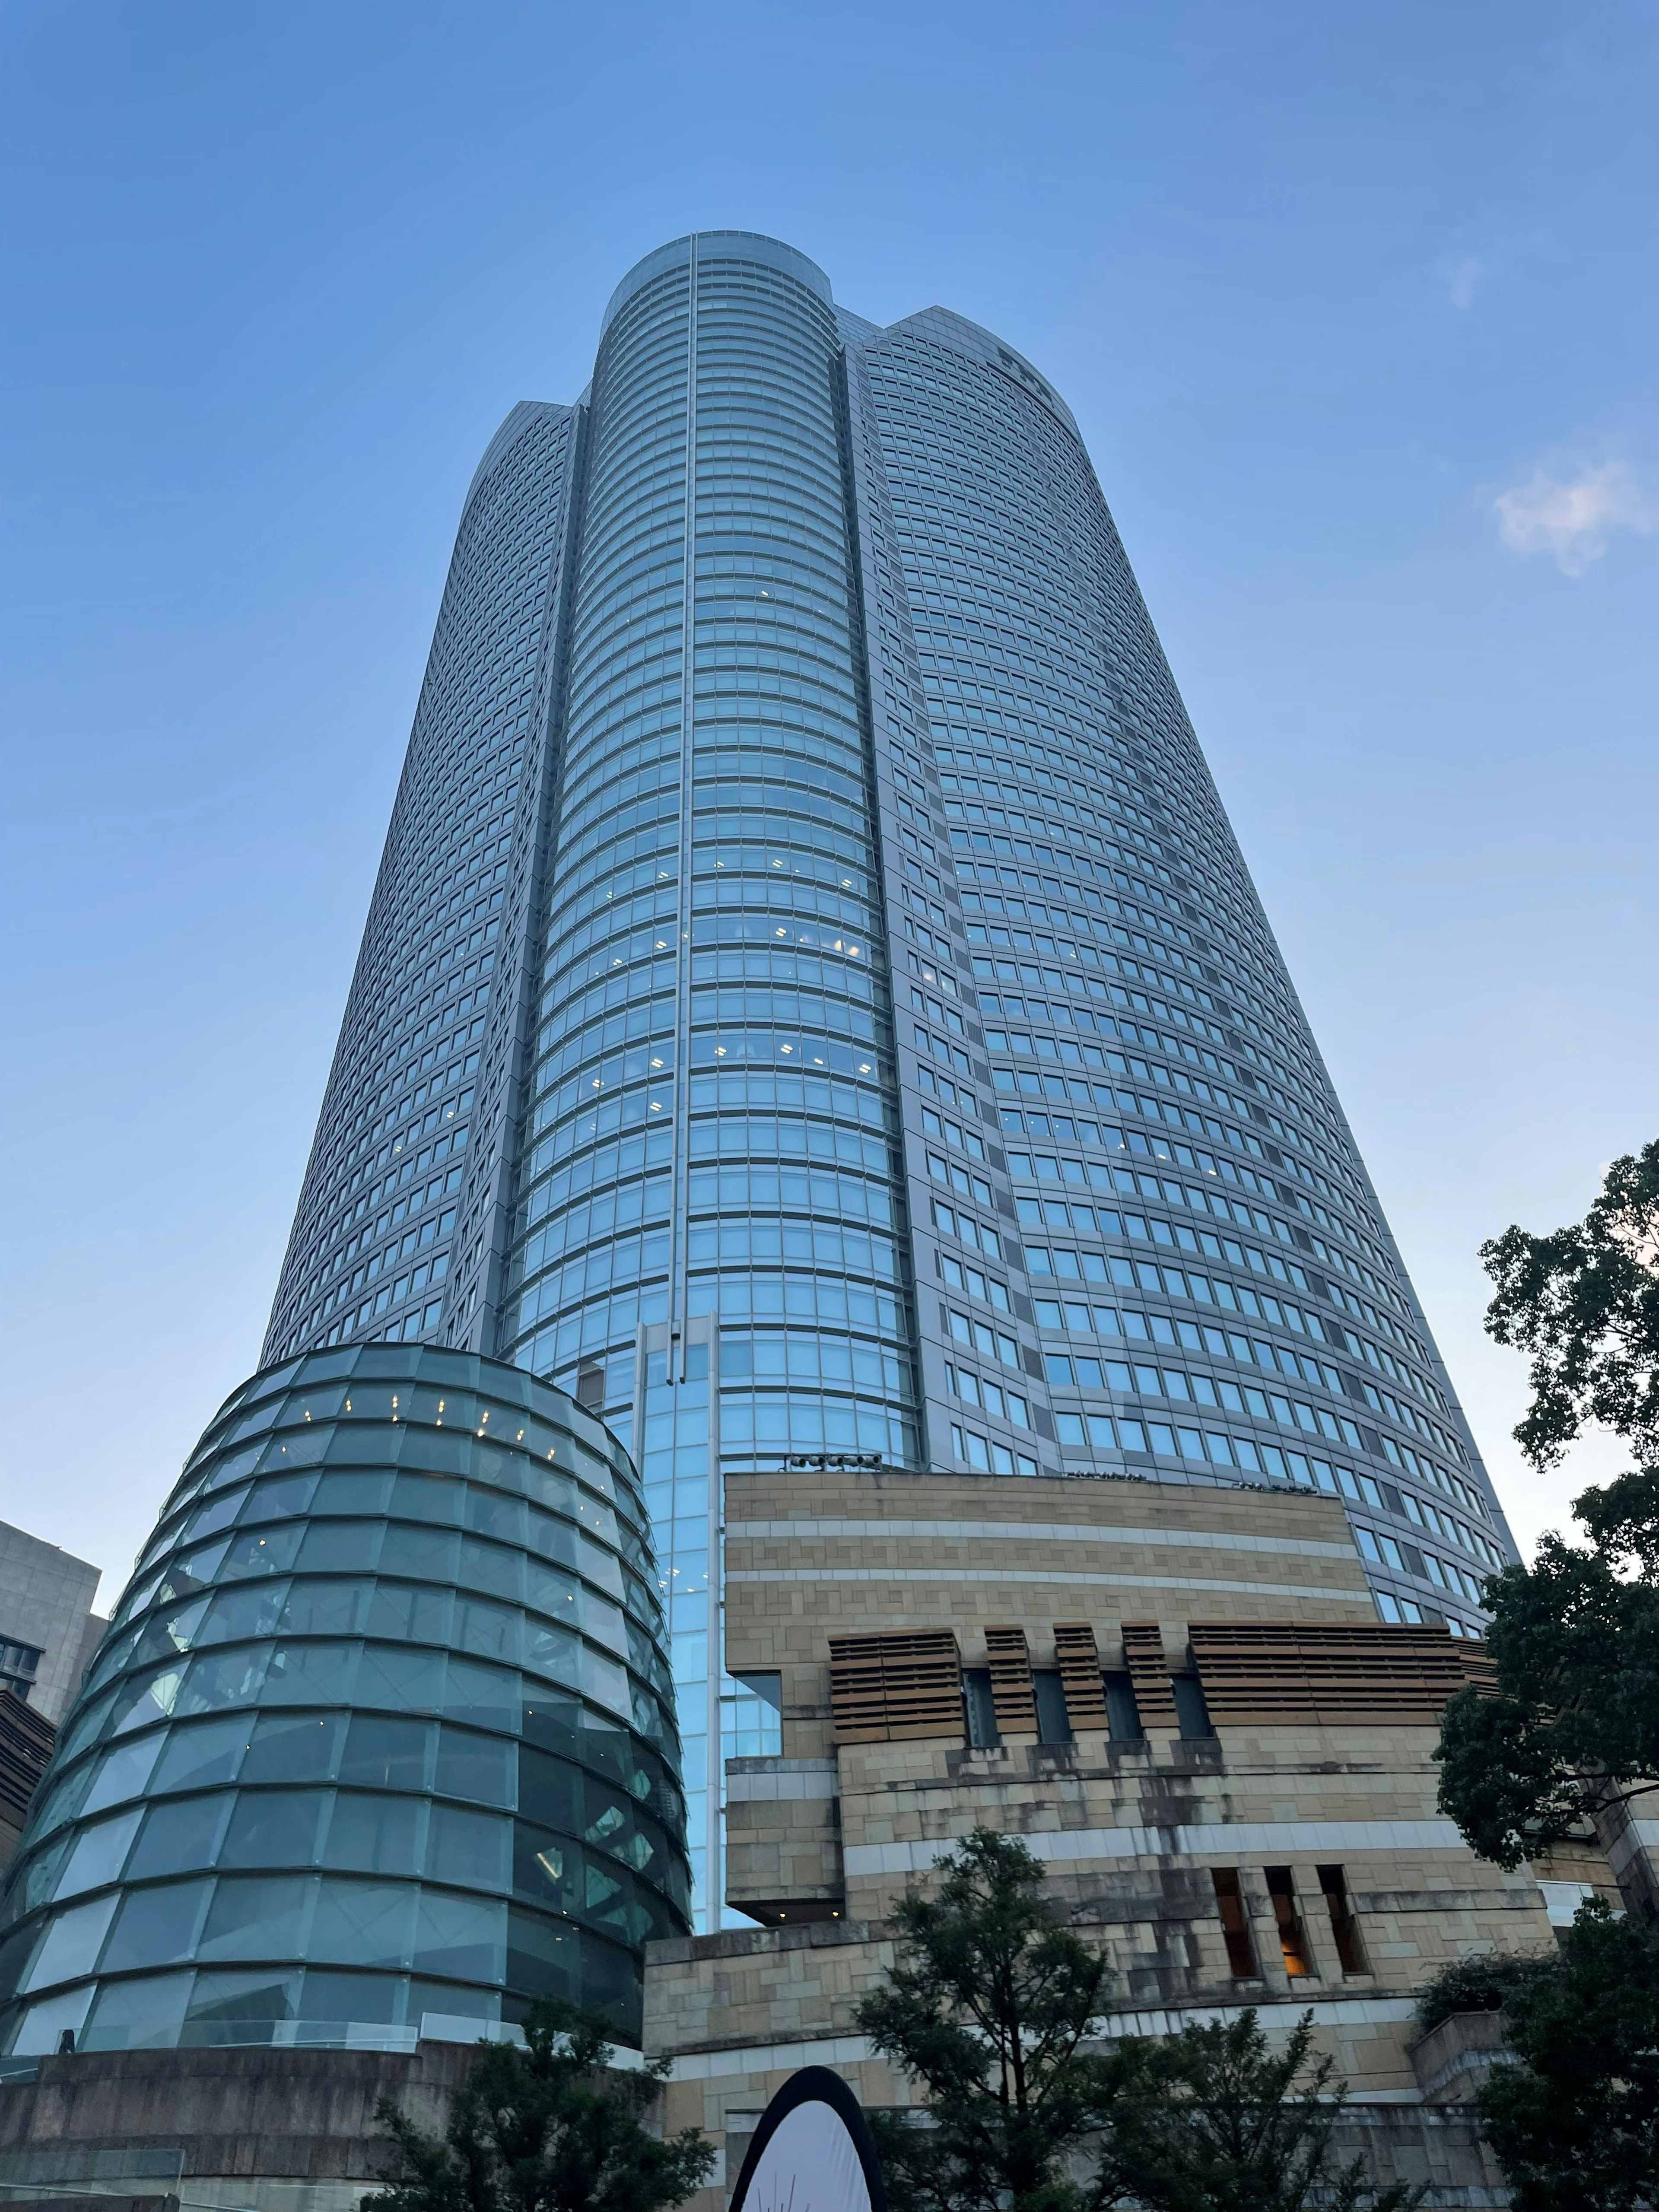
[727, 2064, 889, 2212]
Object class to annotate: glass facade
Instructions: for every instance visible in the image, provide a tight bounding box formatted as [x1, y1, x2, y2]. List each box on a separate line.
[249, 233, 1516, 1925]
[0, 1348, 688, 2057]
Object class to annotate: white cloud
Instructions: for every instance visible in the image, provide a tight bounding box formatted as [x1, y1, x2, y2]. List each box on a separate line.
[1494, 459, 1658, 576]
[1440, 254, 1484, 311]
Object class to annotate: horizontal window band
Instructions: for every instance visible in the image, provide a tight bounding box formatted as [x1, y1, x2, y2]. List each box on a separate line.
[845, 1821, 1468, 1878]
[725, 1568, 1371, 1603]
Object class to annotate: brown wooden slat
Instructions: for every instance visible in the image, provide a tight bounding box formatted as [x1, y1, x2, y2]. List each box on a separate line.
[1121, 1621, 1179, 1730]
[984, 1625, 1039, 1736]
[829, 1631, 964, 1745]
[1189, 1622, 1492, 1728]
[1053, 1622, 1111, 1731]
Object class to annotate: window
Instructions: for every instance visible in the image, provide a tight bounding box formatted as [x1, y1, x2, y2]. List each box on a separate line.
[963, 1668, 1000, 1748]
[1100, 1671, 1143, 1741]
[1317, 1865, 1367, 1974]
[1170, 1675, 1213, 1740]
[1211, 1869, 1258, 1977]
[0, 1638, 42, 1700]
[1264, 1866, 1313, 1976]
[1031, 1671, 1072, 1746]
[721, 1671, 782, 1758]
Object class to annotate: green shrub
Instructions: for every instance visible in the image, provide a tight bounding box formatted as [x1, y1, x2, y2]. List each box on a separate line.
[1412, 1951, 1550, 2036]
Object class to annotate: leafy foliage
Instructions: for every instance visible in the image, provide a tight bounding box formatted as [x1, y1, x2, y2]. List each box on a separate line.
[1434, 1480, 1659, 1863]
[1475, 1900, 1659, 2212]
[1481, 1139, 1659, 1473]
[854, 1827, 1155, 2212]
[1436, 1145, 1659, 1866]
[364, 2001, 715, 2212]
[857, 1832, 1414, 2212]
[1410, 1951, 1550, 2038]
[1110, 2009, 1422, 2212]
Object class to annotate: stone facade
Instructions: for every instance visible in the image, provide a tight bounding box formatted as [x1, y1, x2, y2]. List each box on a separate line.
[639, 1466, 1647, 2208]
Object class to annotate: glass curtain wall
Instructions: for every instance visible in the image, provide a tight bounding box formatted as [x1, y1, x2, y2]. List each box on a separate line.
[0, 1348, 688, 2058]
[846, 307, 1516, 1625]
[497, 236, 915, 1920]
[252, 234, 1521, 1933]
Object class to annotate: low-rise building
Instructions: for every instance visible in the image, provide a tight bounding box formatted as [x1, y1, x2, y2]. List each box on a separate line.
[0, 1522, 103, 1868]
[643, 1465, 1642, 2206]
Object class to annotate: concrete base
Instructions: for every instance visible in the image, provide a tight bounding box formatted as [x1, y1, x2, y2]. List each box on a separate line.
[0, 2042, 489, 2212]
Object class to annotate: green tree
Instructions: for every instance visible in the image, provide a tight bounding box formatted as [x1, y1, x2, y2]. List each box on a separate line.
[1481, 1138, 1659, 1474]
[1111, 2009, 1421, 2212]
[1474, 1899, 1659, 2212]
[1435, 1142, 1659, 1866]
[365, 2000, 715, 2212]
[853, 1827, 1158, 2212]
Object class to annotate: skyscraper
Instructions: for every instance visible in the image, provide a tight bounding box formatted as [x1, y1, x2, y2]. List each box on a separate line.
[261, 232, 1517, 1922]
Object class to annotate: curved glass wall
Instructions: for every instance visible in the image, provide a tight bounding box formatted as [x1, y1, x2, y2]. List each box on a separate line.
[496, 236, 917, 1914]
[846, 305, 1517, 1627]
[0, 1347, 688, 2058]
[262, 402, 581, 1369]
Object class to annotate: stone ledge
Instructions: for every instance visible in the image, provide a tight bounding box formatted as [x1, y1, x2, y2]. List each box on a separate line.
[1408, 2010, 1511, 2102]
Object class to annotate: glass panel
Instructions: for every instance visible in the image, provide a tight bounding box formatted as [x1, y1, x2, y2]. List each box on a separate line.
[260, 1642, 359, 1705]
[240, 1711, 345, 1785]
[277, 1578, 372, 1637]
[299, 1966, 403, 2026]
[412, 1891, 505, 1982]
[434, 1727, 514, 1807]
[354, 1643, 445, 1713]
[441, 1659, 518, 1732]
[53, 1810, 143, 1899]
[126, 1796, 229, 1881]
[313, 1469, 393, 1513]
[242, 1473, 321, 1521]
[324, 1793, 422, 1877]
[309, 1878, 417, 1970]
[201, 1584, 287, 1645]
[220, 1525, 302, 1579]
[79, 1733, 166, 1816]
[389, 1471, 464, 1525]
[454, 1599, 522, 1665]
[184, 1969, 299, 2043]
[339, 1715, 431, 1790]
[426, 1803, 511, 1891]
[365, 1582, 453, 1645]
[196, 1876, 313, 1963]
[465, 1489, 528, 1545]
[183, 1490, 246, 1543]
[99, 1878, 212, 1972]
[109, 1669, 185, 1737]
[517, 1749, 580, 1831]
[178, 1647, 270, 1715]
[407, 1977, 497, 2028]
[458, 1539, 521, 1602]
[378, 1524, 459, 1580]
[6, 1984, 95, 2056]
[505, 1906, 581, 2002]
[296, 1521, 383, 1573]
[20, 1761, 95, 1842]
[523, 1623, 581, 1689]
[81, 1971, 194, 2050]
[21, 1893, 119, 1991]
[218, 1791, 327, 1869]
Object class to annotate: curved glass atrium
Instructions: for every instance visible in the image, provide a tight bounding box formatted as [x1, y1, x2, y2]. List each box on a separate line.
[0, 1347, 688, 2056]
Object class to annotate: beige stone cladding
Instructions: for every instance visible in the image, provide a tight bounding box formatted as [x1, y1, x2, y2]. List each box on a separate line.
[642, 1467, 1583, 2206]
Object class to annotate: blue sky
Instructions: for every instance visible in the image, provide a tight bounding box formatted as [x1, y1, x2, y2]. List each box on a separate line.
[4, 0, 1655, 1603]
